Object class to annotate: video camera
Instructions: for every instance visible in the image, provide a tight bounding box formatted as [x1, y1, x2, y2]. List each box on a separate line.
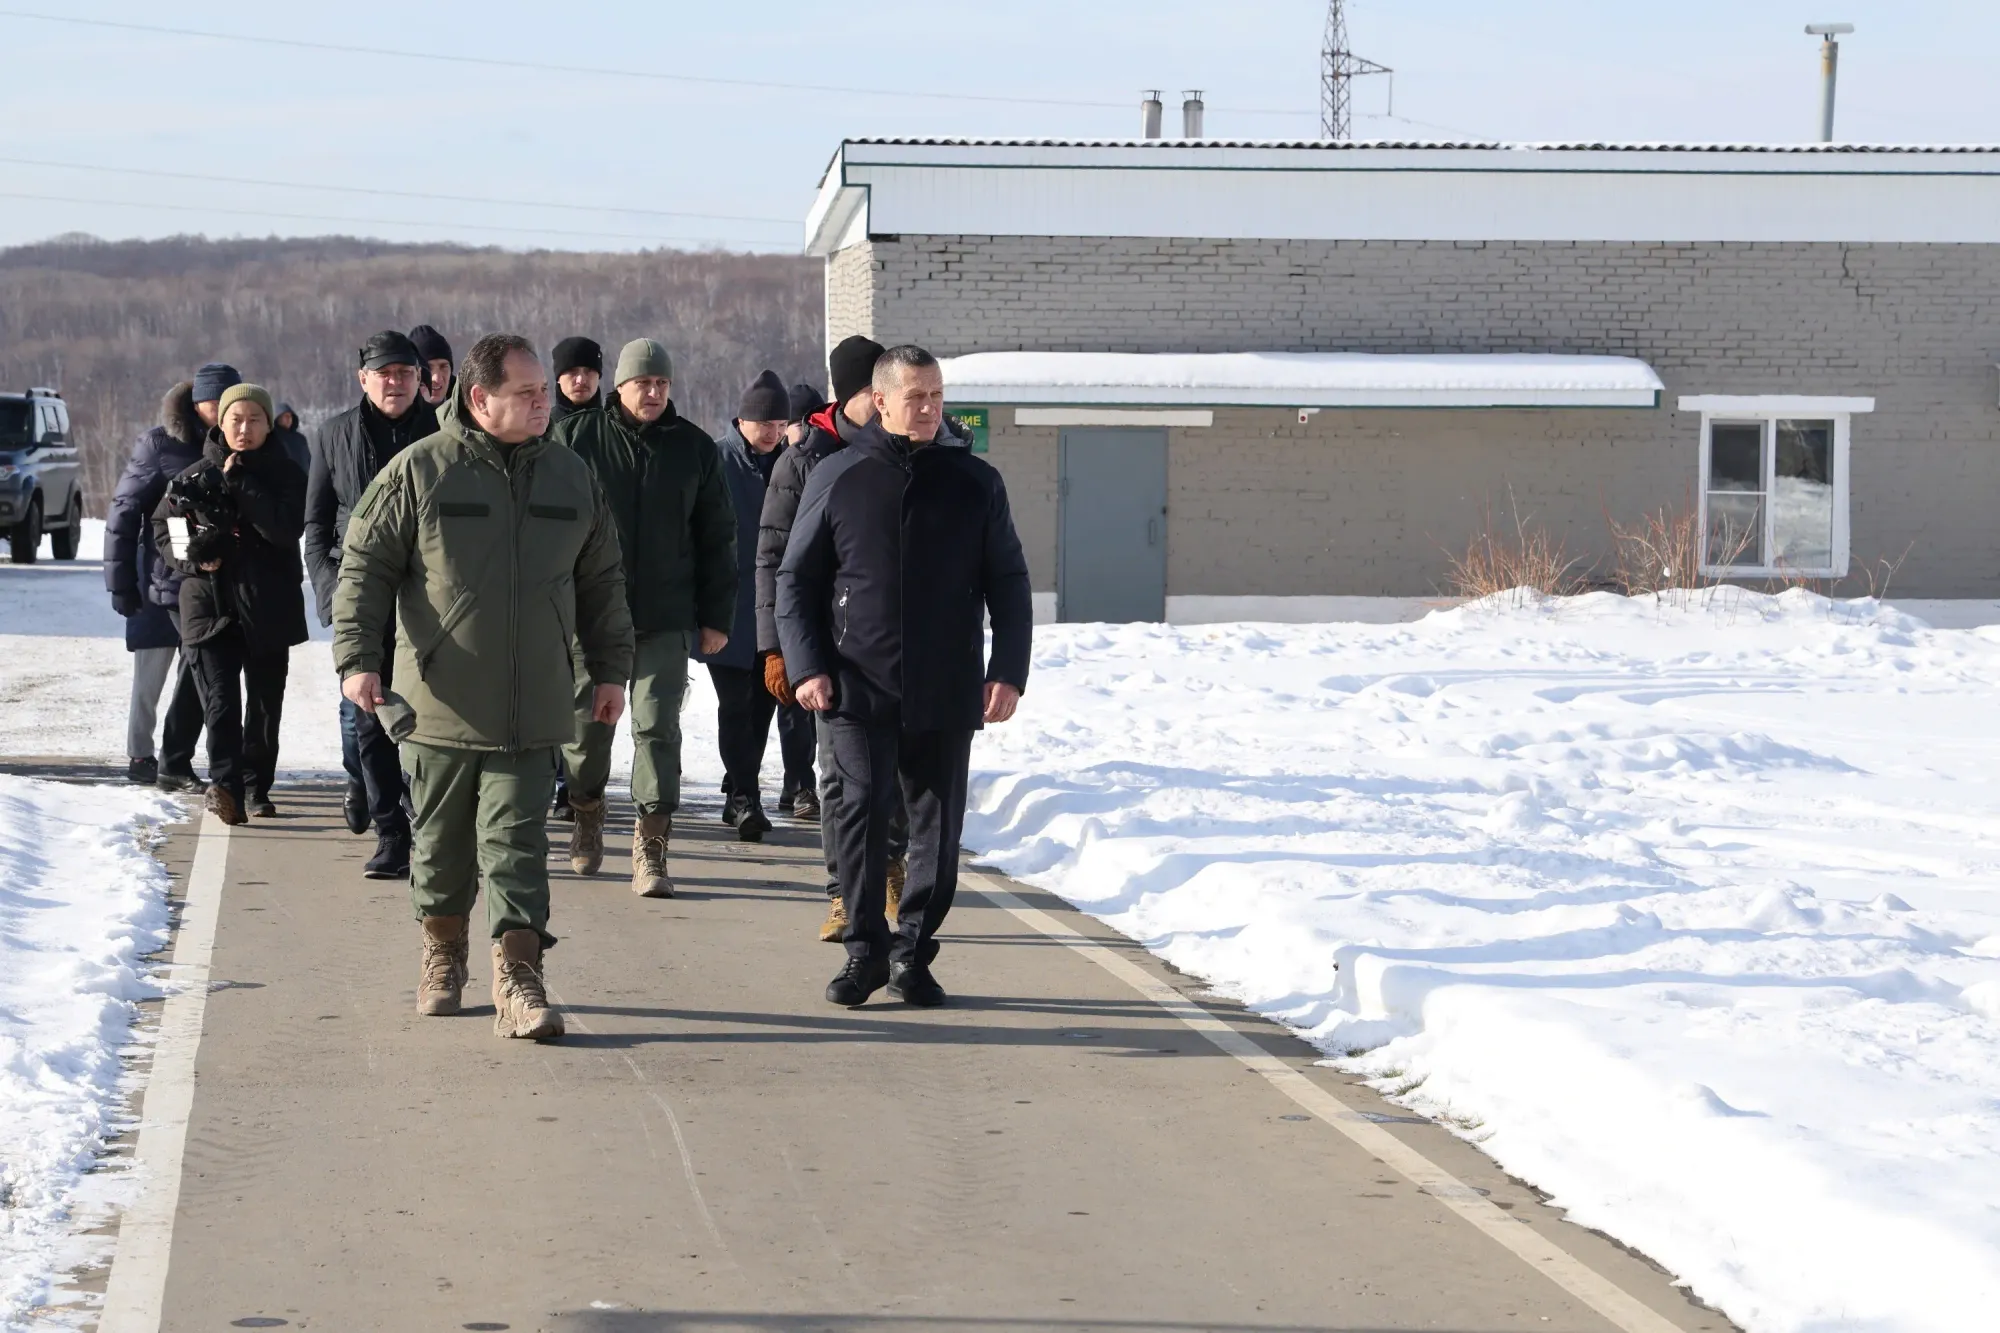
[163, 466, 238, 566]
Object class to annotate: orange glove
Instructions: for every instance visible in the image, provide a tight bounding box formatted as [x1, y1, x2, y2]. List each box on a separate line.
[762, 652, 795, 706]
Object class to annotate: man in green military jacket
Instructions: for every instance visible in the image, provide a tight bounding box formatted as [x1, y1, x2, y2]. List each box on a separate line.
[550, 337, 736, 899]
[334, 333, 634, 1041]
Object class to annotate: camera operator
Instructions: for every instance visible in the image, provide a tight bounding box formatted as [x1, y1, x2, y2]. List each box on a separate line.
[152, 383, 308, 825]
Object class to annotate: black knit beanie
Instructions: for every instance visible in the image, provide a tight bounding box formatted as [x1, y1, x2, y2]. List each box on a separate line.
[739, 370, 791, 423]
[788, 382, 823, 422]
[828, 335, 885, 406]
[552, 336, 603, 377]
[407, 324, 452, 367]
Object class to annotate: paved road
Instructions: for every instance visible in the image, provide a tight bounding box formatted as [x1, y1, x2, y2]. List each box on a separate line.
[110, 779, 1728, 1333]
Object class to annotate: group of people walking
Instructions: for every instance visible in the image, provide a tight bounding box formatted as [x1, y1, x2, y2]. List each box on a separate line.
[104, 324, 1032, 1037]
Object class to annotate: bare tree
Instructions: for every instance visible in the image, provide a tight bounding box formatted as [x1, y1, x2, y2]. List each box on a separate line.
[0, 234, 824, 512]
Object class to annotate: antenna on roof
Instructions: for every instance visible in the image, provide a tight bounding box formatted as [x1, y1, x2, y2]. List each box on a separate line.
[1804, 23, 1854, 142]
[1321, 0, 1392, 141]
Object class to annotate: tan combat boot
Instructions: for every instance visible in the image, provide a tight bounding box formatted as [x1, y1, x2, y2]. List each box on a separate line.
[886, 855, 907, 930]
[416, 915, 469, 1016]
[632, 812, 674, 898]
[568, 795, 606, 876]
[818, 895, 849, 943]
[492, 929, 563, 1041]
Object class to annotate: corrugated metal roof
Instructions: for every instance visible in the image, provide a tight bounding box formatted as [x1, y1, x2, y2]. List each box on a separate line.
[844, 137, 2000, 154]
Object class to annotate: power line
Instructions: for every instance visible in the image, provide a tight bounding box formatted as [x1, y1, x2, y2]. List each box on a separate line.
[0, 9, 1313, 117]
[0, 189, 776, 247]
[0, 156, 798, 226]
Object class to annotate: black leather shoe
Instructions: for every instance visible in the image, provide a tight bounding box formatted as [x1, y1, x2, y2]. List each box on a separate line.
[825, 956, 890, 1008]
[736, 803, 772, 843]
[157, 768, 202, 794]
[721, 793, 746, 827]
[127, 756, 159, 785]
[248, 793, 278, 819]
[790, 788, 821, 822]
[888, 961, 947, 1008]
[342, 781, 369, 835]
[363, 831, 411, 880]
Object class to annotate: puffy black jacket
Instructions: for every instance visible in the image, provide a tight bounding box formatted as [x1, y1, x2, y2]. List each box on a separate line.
[152, 434, 309, 653]
[303, 395, 438, 626]
[104, 382, 208, 649]
[756, 403, 975, 656]
[776, 419, 1031, 731]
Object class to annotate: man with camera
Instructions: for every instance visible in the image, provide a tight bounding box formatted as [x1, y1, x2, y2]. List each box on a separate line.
[151, 383, 309, 826]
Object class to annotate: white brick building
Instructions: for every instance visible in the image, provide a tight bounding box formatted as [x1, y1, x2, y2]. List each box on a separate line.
[804, 138, 2000, 617]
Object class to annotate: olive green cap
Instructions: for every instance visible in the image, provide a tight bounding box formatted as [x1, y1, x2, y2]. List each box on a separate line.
[614, 338, 673, 387]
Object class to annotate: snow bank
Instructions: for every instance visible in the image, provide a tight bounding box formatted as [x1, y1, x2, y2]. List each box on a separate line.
[965, 589, 2000, 1333]
[0, 775, 176, 1328]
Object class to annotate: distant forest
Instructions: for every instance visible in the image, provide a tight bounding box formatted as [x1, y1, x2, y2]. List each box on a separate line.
[0, 234, 825, 513]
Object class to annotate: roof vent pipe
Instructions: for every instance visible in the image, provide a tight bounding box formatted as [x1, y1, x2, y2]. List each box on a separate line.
[1141, 90, 1163, 139]
[1182, 90, 1205, 138]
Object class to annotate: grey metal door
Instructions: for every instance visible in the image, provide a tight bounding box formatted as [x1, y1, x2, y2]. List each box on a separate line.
[1058, 427, 1167, 622]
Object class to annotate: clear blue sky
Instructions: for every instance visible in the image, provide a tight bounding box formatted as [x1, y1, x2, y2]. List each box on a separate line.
[1, 0, 1994, 252]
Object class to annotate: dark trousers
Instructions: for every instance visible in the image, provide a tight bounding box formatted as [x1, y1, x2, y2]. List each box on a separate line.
[160, 647, 205, 775]
[191, 627, 289, 801]
[775, 701, 815, 801]
[822, 712, 972, 968]
[338, 629, 407, 834]
[708, 663, 778, 807]
[816, 713, 905, 899]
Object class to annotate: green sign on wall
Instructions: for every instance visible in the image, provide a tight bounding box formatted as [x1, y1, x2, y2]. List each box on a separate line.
[946, 406, 990, 453]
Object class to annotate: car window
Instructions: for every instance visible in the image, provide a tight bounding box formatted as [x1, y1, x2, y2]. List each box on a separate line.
[0, 400, 31, 445]
[51, 402, 69, 435]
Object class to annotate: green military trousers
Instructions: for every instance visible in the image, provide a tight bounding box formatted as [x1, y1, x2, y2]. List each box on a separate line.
[406, 741, 560, 947]
[565, 628, 690, 818]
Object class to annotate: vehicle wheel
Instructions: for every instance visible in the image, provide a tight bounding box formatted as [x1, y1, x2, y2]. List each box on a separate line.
[49, 493, 82, 560]
[7, 497, 41, 564]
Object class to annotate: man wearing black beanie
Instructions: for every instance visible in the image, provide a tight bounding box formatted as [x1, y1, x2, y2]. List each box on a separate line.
[550, 336, 603, 428]
[409, 325, 453, 406]
[697, 370, 816, 841]
[755, 335, 911, 942]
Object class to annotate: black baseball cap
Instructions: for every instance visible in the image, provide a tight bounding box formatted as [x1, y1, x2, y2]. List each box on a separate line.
[358, 330, 422, 371]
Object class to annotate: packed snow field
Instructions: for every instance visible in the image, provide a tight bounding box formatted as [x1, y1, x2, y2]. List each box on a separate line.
[7, 523, 2000, 1330]
[964, 592, 2000, 1333]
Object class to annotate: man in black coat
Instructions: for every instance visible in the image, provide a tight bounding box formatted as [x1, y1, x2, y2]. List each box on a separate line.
[696, 371, 816, 843]
[304, 331, 438, 875]
[777, 345, 1032, 1009]
[104, 368, 236, 790]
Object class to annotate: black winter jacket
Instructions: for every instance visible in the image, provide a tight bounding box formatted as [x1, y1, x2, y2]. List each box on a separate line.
[152, 434, 309, 653]
[776, 419, 1031, 732]
[303, 395, 438, 626]
[104, 381, 208, 650]
[756, 403, 975, 656]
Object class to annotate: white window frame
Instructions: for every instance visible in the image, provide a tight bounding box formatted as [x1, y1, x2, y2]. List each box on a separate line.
[1679, 395, 1874, 579]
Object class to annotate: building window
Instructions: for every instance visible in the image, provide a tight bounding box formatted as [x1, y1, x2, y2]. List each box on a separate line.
[1680, 396, 1872, 579]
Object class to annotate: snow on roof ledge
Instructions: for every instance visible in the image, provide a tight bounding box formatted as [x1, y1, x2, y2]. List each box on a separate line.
[939, 352, 1665, 409]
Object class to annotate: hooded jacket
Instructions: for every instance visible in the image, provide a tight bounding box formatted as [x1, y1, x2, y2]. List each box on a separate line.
[332, 393, 635, 752]
[550, 398, 736, 638]
[104, 381, 207, 650]
[150, 432, 309, 654]
[304, 393, 439, 626]
[776, 417, 1031, 732]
